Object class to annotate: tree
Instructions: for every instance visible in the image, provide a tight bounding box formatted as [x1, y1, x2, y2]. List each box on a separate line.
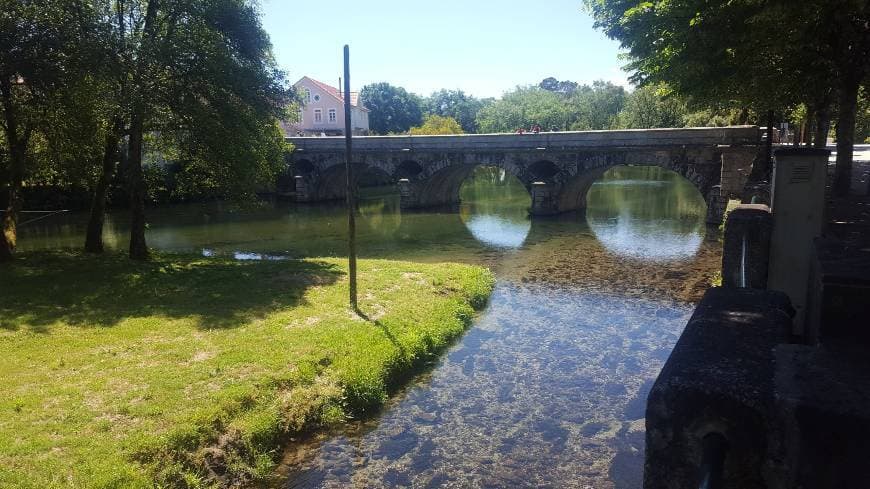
[476, 86, 571, 133]
[359, 82, 423, 134]
[0, 1, 84, 262]
[90, 0, 290, 260]
[1, 1, 289, 261]
[410, 115, 464, 135]
[81, 1, 129, 253]
[569, 80, 627, 130]
[540, 77, 579, 96]
[682, 107, 749, 128]
[423, 89, 488, 133]
[616, 84, 687, 129]
[584, 0, 870, 193]
[856, 86, 870, 144]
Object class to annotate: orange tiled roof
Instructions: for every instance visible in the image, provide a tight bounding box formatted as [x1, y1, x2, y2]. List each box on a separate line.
[298, 76, 368, 111]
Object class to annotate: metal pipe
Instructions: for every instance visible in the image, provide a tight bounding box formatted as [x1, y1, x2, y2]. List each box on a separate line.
[739, 233, 748, 288]
[698, 432, 728, 489]
[766, 109, 774, 179]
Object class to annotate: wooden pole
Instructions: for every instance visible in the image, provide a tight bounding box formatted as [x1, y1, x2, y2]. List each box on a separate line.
[343, 45, 358, 310]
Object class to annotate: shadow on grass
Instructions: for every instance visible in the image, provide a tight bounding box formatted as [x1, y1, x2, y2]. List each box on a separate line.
[0, 251, 343, 333]
[356, 307, 408, 360]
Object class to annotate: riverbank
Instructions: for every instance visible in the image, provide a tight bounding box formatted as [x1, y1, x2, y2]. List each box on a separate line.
[0, 252, 494, 488]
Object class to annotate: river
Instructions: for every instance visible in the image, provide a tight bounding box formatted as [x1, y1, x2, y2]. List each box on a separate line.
[19, 165, 720, 488]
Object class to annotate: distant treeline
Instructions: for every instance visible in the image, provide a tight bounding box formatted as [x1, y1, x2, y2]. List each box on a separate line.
[360, 77, 778, 136]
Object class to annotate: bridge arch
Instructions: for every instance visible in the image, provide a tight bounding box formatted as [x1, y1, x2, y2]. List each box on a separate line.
[395, 160, 424, 181]
[412, 157, 536, 208]
[357, 165, 394, 188]
[555, 151, 719, 217]
[294, 158, 317, 176]
[310, 164, 346, 201]
[303, 163, 401, 201]
[527, 159, 561, 182]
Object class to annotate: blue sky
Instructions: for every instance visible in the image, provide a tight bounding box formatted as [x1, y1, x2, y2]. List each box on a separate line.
[260, 0, 630, 98]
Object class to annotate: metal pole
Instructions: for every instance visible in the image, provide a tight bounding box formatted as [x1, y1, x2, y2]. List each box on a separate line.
[698, 432, 728, 489]
[766, 109, 774, 180]
[343, 45, 358, 310]
[739, 233, 748, 288]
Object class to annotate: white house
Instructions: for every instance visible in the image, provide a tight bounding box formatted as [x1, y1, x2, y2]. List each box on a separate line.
[282, 76, 370, 136]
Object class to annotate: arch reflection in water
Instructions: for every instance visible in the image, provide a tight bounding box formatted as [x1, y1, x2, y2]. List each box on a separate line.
[459, 167, 531, 249]
[586, 166, 707, 261]
[357, 185, 403, 238]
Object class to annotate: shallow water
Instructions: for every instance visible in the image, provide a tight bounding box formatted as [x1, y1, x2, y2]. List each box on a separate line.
[18, 165, 720, 488]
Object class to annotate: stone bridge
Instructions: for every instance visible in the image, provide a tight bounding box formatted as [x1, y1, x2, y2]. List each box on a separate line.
[286, 126, 762, 224]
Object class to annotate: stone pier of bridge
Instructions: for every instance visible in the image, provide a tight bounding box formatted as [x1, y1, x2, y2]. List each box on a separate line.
[286, 126, 762, 224]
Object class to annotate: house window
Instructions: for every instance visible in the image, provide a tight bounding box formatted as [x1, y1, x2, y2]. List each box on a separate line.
[314, 109, 322, 123]
[297, 108, 303, 124]
[303, 88, 311, 103]
[313, 94, 321, 102]
[328, 109, 336, 123]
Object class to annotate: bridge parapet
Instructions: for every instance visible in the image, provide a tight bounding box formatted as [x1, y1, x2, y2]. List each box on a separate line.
[287, 126, 761, 153]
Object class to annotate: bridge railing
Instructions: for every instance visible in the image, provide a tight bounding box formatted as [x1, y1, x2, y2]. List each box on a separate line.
[287, 126, 762, 153]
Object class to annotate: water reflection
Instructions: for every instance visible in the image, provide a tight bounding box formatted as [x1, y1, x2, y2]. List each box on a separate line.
[458, 167, 531, 249]
[460, 214, 529, 248]
[586, 166, 706, 261]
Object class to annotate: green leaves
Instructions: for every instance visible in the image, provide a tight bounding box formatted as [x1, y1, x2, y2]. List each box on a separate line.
[423, 89, 489, 133]
[475, 82, 629, 133]
[359, 82, 423, 135]
[107, 0, 291, 202]
[584, 0, 867, 115]
[410, 115, 464, 135]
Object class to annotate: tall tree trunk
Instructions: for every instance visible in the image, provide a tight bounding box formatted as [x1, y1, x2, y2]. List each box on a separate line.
[84, 120, 123, 253]
[0, 77, 29, 262]
[1, 147, 24, 261]
[0, 203, 12, 263]
[125, 0, 159, 260]
[737, 107, 749, 125]
[0, 223, 10, 261]
[127, 113, 148, 260]
[808, 110, 819, 146]
[813, 107, 831, 149]
[834, 76, 861, 196]
[0, 176, 19, 262]
[795, 120, 807, 143]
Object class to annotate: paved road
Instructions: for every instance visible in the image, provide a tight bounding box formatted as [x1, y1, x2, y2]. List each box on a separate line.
[828, 144, 870, 163]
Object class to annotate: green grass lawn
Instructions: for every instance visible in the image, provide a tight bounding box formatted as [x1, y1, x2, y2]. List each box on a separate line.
[0, 252, 494, 488]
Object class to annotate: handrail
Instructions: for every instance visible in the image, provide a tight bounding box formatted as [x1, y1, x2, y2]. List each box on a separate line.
[0, 209, 70, 226]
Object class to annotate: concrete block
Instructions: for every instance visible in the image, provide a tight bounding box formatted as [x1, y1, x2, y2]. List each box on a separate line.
[805, 237, 870, 345]
[645, 288, 793, 489]
[773, 343, 870, 488]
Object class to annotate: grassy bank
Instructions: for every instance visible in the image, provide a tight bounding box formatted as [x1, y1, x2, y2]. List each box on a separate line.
[0, 252, 494, 488]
